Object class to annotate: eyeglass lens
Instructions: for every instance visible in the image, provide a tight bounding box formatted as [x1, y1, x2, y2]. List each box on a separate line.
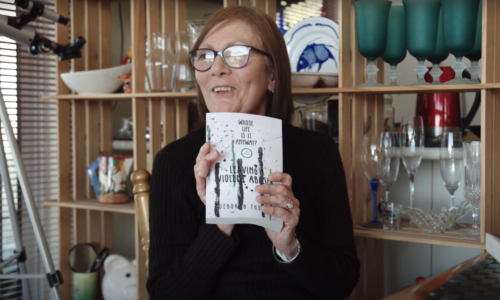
[192, 45, 251, 71]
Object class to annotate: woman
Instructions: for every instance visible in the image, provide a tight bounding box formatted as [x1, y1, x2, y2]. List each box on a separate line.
[147, 6, 359, 300]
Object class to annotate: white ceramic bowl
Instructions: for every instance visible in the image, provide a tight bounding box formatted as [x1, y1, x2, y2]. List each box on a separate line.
[291, 72, 320, 88]
[61, 64, 132, 95]
[320, 74, 339, 87]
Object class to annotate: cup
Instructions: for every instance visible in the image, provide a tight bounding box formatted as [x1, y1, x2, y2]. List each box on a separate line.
[72, 272, 98, 300]
[382, 202, 402, 230]
[98, 156, 133, 204]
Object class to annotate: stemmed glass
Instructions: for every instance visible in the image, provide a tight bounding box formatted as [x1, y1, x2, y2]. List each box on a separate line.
[464, 0, 482, 83]
[400, 116, 425, 208]
[379, 132, 400, 203]
[441, 0, 481, 84]
[426, 10, 450, 84]
[354, 0, 392, 87]
[462, 141, 481, 239]
[439, 132, 464, 208]
[403, 0, 441, 85]
[440, 132, 465, 229]
[382, 6, 407, 86]
[360, 135, 391, 228]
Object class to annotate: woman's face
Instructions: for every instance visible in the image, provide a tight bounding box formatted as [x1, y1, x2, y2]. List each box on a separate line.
[195, 19, 275, 115]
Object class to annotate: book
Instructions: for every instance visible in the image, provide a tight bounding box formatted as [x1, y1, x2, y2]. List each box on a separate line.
[205, 113, 283, 232]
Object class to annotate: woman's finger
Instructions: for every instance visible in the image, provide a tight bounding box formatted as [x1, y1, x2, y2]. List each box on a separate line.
[255, 184, 293, 200]
[261, 205, 299, 225]
[194, 152, 219, 177]
[195, 142, 211, 164]
[257, 194, 300, 210]
[268, 172, 293, 190]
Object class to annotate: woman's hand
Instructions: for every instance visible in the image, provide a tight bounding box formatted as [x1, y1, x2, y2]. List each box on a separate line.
[256, 172, 300, 260]
[194, 142, 234, 238]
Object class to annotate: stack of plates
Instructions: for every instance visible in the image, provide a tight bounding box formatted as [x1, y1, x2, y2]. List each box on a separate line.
[284, 17, 339, 104]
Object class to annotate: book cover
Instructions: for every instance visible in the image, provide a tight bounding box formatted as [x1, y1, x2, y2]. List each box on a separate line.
[205, 113, 283, 232]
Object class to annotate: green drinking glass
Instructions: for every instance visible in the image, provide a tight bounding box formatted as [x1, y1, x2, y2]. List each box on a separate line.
[464, 0, 482, 83]
[426, 10, 449, 84]
[403, 0, 441, 85]
[354, 0, 392, 87]
[382, 6, 407, 86]
[442, 0, 481, 84]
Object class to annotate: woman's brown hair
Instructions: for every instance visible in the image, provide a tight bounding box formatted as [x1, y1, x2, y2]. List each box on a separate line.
[192, 6, 293, 128]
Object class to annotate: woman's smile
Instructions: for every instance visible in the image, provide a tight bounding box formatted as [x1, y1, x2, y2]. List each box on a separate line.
[212, 85, 236, 95]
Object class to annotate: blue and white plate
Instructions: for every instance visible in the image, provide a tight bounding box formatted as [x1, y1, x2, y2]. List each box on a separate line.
[284, 17, 339, 74]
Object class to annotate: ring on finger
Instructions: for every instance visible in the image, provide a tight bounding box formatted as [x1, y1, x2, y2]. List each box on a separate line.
[285, 198, 293, 210]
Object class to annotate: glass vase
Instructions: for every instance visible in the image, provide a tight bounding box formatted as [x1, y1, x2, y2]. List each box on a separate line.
[169, 31, 195, 92]
[145, 33, 179, 92]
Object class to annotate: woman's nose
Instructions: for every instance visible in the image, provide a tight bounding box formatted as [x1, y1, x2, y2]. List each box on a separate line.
[210, 55, 230, 76]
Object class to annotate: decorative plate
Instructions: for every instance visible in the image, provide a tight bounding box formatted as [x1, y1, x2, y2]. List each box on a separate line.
[284, 17, 339, 74]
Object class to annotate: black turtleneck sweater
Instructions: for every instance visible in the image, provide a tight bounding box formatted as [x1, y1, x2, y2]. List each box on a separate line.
[146, 123, 360, 300]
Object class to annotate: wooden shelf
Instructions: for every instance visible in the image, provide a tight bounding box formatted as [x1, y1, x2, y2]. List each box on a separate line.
[293, 83, 500, 95]
[354, 221, 485, 249]
[42, 199, 136, 214]
[332, 83, 500, 94]
[40, 83, 500, 100]
[40, 91, 198, 100]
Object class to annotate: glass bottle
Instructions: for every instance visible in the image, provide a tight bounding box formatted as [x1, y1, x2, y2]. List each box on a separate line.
[169, 31, 195, 92]
[145, 33, 179, 92]
[384, 94, 395, 132]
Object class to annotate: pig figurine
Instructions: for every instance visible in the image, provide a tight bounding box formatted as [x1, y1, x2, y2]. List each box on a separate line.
[102, 254, 137, 300]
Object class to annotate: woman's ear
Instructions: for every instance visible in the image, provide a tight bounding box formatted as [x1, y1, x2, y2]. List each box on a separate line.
[267, 75, 276, 93]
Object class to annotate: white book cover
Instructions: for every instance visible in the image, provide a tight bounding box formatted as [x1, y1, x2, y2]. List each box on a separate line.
[205, 113, 283, 232]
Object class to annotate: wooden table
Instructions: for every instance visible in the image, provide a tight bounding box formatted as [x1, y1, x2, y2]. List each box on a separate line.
[382, 252, 491, 300]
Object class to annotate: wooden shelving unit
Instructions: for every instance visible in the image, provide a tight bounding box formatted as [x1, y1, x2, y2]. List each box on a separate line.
[337, 1, 500, 299]
[48, 1, 277, 299]
[44, 0, 500, 299]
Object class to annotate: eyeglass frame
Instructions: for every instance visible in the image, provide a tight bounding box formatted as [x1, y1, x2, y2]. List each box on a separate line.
[189, 45, 271, 72]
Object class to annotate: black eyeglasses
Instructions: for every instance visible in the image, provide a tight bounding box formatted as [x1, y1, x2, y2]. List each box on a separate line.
[189, 45, 270, 72]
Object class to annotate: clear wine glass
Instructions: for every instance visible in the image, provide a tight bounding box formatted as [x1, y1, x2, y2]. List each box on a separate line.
[400, 116, 425, 208]
[380, 132, 400, 203]
[440, 132, 464, 208]
[360, 135, 391, 229]
[462, 141, 481, 239]
[440, 132, 465, 229]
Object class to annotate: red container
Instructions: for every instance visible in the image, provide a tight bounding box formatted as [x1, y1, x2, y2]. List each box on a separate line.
[416, 66, 461, 141]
